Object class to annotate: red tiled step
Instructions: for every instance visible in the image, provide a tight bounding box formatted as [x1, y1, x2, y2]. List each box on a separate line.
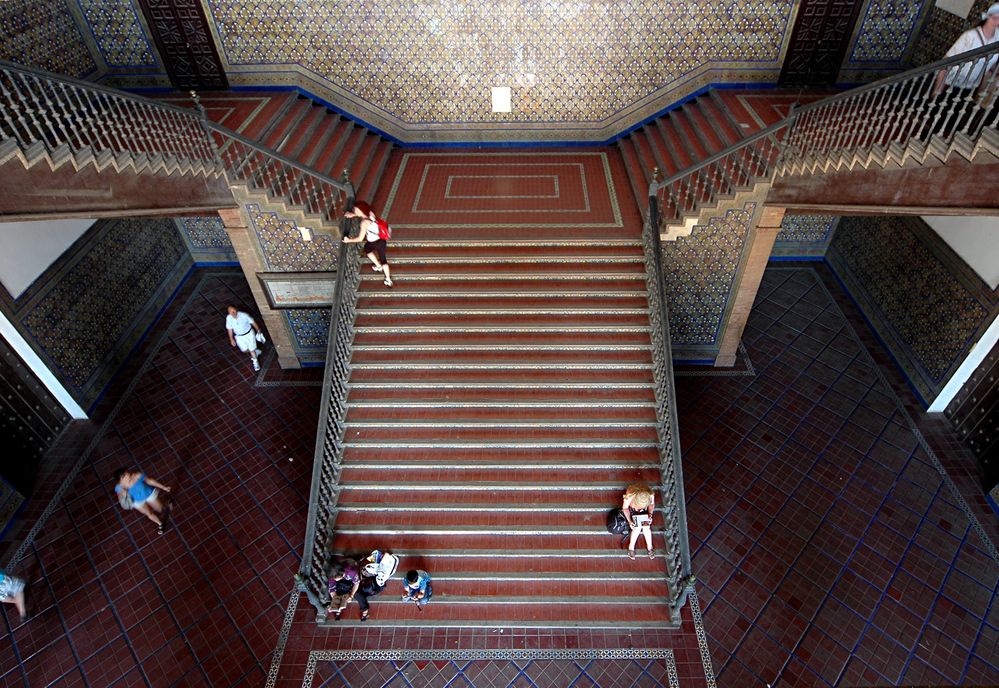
[350, 329, 652, 347]
[346, 399, 655, 421]
[385, 244, 643, 261]
[356, 274, 648, 293]
[355, 140, 394, 203]
[346, 365, 655, 383]
[334, 508, 666, 530]
[353, 310, 650, 328]
[338, 465, 662, 484]
[365, 260, 642, 276]
[337, 484, 654, 505]
[345, 383, 655, 404]
[330, 531, 665, 552]
[340, 421, 657, 443]
[356, 293, 650, 309]
[347, 550, 666, 575]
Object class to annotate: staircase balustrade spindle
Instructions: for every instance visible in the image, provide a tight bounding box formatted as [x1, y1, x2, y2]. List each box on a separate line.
[650, 41, 998, 237]
[641, 194, 695, 622]
[296, 207, 360, 618]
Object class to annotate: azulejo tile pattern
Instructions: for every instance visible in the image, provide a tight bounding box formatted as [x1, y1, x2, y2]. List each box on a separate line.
[19, 218, 188, 407]
[662, 203, 753, 350]
[910, 4, 968, 67]
[206, 0, 791, 125]
[285, 307, 330, 359]
[76, 0, 155, 66]
[849, 0, 925, 62]
[776, 214, 836, 244]
[774, 214, 838, 258]
[828, 216, 998, 401]
[178, 215, 234, 249]
[246, 204, 338, 272]
[0, 0, 98, 78]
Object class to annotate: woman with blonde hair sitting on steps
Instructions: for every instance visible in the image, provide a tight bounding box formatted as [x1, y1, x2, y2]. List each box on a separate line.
[622, 483, 656, 560]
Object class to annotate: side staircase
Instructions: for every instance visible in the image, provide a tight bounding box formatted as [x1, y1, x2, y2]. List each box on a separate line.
[327, 225, 676, 626]
[155, 91, 395, 205]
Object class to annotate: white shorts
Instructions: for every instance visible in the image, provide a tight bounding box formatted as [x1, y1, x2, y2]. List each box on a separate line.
[234, 330, 257, 353]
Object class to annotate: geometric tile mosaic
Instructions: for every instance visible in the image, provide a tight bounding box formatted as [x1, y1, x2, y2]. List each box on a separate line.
[776, 214, 836, 244]
[662, 203, 754, 350]
[849, 0, 926, 62]
[285, 307, 330, 355]
[0, 0, 98, 78]
[178, 216, 234, 249]
[774, 214, 838, 259]
[205, 0, 792, 127]
[16, 217, 189, 408]
[76, 0, 156, 66]
[828, 216, 999, 402]
[246, 204, 338, 272]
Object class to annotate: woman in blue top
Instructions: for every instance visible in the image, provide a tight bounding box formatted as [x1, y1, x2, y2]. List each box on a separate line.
[0, 569, 27, 622]
[113, 468, 172, 534]
[401, 569, 432, 610]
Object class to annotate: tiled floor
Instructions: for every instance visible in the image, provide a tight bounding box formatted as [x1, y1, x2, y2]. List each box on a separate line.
[681, 265, 999, 687]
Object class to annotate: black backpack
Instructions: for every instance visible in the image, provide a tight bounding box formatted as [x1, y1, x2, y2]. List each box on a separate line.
[606, 508, 631, 535]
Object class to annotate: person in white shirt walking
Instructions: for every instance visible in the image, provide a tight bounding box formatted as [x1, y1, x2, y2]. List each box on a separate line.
[225, 305, 265, 371]
[930, 4, 999, 135]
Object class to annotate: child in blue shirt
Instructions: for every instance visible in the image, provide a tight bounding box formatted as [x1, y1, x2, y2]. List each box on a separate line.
[401, 569, 432, 610]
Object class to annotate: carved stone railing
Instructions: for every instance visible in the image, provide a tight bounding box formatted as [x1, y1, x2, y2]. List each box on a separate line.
[0, 60, 352, 230]
[295, 232, 361, 618]
[642, 196, 694, 622]
[649, 41, 999, 236]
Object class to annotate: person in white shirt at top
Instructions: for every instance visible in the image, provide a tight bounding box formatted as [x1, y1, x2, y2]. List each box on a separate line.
[225, 305, 264, 371]
[930, 4, 999, 134]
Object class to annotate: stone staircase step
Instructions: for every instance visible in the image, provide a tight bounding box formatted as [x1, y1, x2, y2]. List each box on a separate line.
[346, 399, 654, 420]
[356, 293, 650, 308]
[340, 445, 659, 464]
[334, 508, 664, 530]
[345, 383, 654, 404]
[347, 364, 655, 384]
[339, 465, 661, 484]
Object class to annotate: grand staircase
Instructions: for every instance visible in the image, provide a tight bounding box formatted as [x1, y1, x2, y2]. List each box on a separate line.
[327, 218, 675, 626]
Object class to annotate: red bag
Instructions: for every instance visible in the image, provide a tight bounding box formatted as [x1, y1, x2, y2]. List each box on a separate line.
[376, 218, 391, 240]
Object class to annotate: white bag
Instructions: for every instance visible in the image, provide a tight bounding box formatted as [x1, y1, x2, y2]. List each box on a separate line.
[255, 332, 266, 344]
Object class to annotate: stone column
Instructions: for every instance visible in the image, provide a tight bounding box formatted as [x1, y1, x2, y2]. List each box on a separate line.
[218, 206, 301, 369]
[715, 205, 786, 367]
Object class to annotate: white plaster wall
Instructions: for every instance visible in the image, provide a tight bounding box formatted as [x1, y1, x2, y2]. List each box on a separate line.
[935, 0, 975, 18]
[923, 216, 999, 290]
[0, 219, 94, 298]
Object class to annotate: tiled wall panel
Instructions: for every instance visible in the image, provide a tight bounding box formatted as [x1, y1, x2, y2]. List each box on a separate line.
[0, 218, 192, 410]
[827, 216, 999, 404]
[0, 0, 98, 78]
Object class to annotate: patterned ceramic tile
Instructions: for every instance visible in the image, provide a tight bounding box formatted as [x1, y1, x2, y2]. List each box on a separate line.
[178, 216, 233, 249]
[76, 0, 156, 66]
[246, 204, 338, 272]
[849, 0, 926, 63]
[910, 5, 968, 67]
[206, 0, 793, 127]
[662, 203, 754, 350]
[828, 216, 999, 402]
[285, 307, 330, 355]
[773, 214, 837, 258]
[17, 218, 189, 407]
[0, 0, 98, 78]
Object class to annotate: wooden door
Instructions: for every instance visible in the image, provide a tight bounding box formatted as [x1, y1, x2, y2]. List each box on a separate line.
[779, 0, 864, 86]
[137, 0, 228, 90]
